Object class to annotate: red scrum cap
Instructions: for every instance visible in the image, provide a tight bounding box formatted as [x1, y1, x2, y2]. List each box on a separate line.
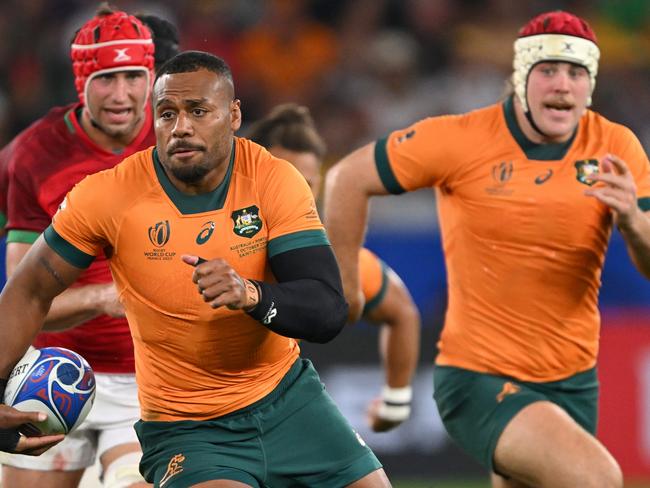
[71, 10, 155, 105]
[513, 11, 600, 112]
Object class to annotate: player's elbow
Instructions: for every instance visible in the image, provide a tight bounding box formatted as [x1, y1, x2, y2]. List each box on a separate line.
[307, 294, 348, 344]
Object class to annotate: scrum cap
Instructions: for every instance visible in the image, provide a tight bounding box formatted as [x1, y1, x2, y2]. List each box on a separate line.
[513, 11, 600, 112]
[71, 10, 155, 104]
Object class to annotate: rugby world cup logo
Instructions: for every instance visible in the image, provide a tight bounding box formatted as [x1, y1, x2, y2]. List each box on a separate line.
[148, 220, 171, 247]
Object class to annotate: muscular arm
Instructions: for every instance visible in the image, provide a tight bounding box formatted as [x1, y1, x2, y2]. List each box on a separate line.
[365, 269, 420, 389]
[184, 245, 349, 343]
[586, 154, 650, 279]
[6, 242, 123, 331]
[616, 209, 650, 279]
[364, 269, 420, 432]
[323, 143, 390, 321]
[0, 235, 84, 378]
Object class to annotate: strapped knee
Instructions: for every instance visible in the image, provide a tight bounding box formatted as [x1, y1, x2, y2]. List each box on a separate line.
[102, 451, 146, 488]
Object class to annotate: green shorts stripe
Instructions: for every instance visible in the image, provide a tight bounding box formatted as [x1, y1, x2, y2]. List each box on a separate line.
[433, 365, 599, 472]
[135, 358, 382, 487]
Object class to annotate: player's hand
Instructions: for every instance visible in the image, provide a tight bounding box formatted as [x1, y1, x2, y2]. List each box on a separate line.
[0, 406, 64, 454]
[92, 283, 125, 318]
[182, 255, 259, 310]
[584, 154, 641, 230]
[366, 397, 405, 433]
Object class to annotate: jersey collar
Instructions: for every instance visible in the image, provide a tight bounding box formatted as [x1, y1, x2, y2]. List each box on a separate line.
[152, 142, 235, 214]
[503, 95, 578, 161]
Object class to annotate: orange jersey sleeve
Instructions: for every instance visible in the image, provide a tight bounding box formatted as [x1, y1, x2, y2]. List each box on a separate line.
[359, 247, 388, 315]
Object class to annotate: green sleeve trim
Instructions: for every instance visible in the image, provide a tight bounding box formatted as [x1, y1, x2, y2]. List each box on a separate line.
[267, 229, 330, 258]
[0, 212, 6, 230]
[43, 226, 95, 269]
[639, 197, 650, 212]
[6, 229, 40, 244]
[375, 137, 406, 195]
[362, 260, 389, 316]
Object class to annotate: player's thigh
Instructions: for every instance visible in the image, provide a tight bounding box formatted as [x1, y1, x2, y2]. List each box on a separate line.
[261, 359, 383, 487]
[0, 428, 96, 471]
[1, 465, 85, 488]
[494, 401, 622, 488]
[433, 365, 542, 471]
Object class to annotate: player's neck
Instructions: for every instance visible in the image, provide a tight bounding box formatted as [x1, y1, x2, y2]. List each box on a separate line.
[79, 107, 145, 154]
[162, 147, 233, 196]
[512, 96, 571, 145]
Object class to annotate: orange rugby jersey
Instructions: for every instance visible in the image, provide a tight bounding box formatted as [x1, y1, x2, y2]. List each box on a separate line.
[47, 137, 328, 421]
[359, 247, 389, 315]
[375, 97, 650, 381]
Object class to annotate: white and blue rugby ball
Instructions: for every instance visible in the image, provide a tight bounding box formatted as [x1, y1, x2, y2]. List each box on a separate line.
[3, 347, 96, 435]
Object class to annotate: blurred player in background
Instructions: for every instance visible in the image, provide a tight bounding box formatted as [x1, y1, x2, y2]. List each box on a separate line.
[247, 103, 420, 432]
[0, 50, 391, 488]
[325, 10, 650, 488]
[0, 6, 178, 487]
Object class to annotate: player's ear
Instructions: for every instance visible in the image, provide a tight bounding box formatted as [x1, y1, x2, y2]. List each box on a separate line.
[230, 99, 242, 131]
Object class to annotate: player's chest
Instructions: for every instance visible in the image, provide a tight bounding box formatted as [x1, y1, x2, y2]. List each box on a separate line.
[446, 155, 609, 241]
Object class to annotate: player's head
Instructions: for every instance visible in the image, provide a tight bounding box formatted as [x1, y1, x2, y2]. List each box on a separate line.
[153, 51, 241, 185]
[248, 104, 325, 199]
[71, 5, 154, 139]
[513, 10, 599, 140]
[135, 14, 180, 71]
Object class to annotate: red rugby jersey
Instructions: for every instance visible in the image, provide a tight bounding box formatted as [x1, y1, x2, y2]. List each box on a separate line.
[3, 103, 155, 373]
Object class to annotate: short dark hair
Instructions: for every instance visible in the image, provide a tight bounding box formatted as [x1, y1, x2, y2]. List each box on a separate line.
[247, 103, 326, 161]
[135, 14, 180, 70]
[155, 50, 233, 85]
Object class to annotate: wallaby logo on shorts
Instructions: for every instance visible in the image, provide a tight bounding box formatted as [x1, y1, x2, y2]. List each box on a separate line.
[496, 382, 521, 403]
[575, 159, 599, 186]
[148, 220, 171, 247]
[160, 453, 185, 487]
[231, 206, 262, 238]
[196, 221, 215, 245]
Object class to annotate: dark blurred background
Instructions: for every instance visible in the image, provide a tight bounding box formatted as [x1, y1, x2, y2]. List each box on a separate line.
[1, 0, 650, 485]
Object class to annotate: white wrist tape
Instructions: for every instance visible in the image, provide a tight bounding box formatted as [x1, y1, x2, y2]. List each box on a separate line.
[378, 385, 412, 422]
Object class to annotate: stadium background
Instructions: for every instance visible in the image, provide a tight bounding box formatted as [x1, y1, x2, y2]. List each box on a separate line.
[1, 0, 650, 486]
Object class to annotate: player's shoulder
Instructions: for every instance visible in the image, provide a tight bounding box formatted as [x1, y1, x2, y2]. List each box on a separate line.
[582, 109, 638, 140]
[75, 146, 156, 194]
[409, 101, 503, 136]
[234, 136, 302, 179]
[3, 104, 78, 166]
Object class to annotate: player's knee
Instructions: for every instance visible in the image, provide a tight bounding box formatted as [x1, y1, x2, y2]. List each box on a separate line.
[575, 453, 622, 488]
[102, 451, 147, 488]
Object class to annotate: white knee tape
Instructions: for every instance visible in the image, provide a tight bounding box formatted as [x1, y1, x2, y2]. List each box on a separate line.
[102, 452, 146, 488]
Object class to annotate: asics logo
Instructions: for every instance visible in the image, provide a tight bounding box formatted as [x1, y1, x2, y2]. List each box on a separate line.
[534, 169, 553, 184]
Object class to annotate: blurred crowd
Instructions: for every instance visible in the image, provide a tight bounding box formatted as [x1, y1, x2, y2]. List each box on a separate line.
[2, 0, 650, 164]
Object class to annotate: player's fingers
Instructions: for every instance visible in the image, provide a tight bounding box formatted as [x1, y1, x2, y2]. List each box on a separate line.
[15, 434, 64, 455]
[0, 407, 46, 429]
[603, 154, 630, 175]
[181, 254, 200, 267]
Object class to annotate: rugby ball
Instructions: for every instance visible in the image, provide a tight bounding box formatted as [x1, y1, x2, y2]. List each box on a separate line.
[3, 347, 96, 436]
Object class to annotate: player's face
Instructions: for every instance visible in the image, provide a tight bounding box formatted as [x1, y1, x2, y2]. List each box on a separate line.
[268, 146, 322, 199]
[85, 70, 149, 138]
[526, 61, 591, 142]
[153, 69, 241, 185]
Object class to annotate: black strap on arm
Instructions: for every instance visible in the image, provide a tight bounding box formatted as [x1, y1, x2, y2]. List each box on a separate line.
[0, 378, 21, 453]
[246, 245, 348, 343]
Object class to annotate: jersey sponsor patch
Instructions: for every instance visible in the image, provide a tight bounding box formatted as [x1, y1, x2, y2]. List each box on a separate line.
[574, 159, 599, 186]
[231, 205, 262, 238]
